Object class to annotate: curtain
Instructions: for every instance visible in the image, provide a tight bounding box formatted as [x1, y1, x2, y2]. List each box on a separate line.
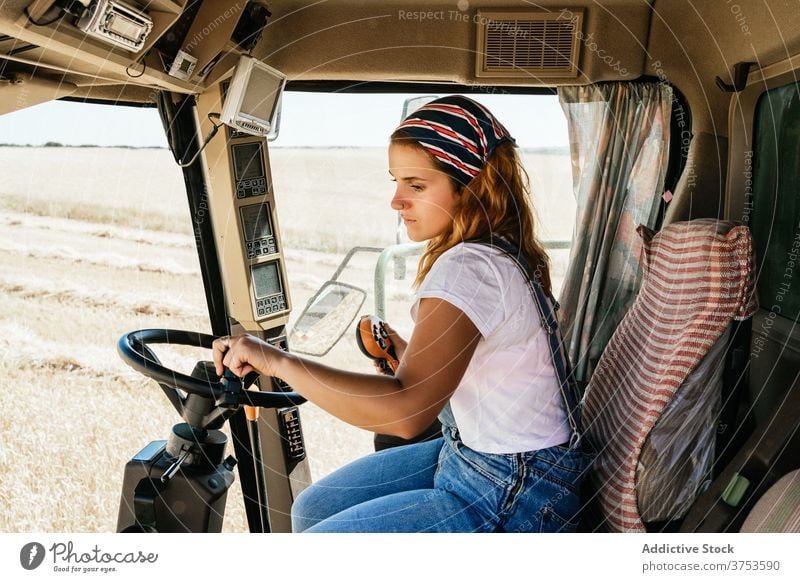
[557, 82, 673, 383]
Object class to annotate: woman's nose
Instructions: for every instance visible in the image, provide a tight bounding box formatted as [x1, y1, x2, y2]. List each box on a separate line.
[390, 188, 406, 211]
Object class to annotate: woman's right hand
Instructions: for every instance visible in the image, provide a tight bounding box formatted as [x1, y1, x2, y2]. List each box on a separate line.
[371, 321, 407, 375]
[212, 333, 282, 379]
[383, 322, 407, 359]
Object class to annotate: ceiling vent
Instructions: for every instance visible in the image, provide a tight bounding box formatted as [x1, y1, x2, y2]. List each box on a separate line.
[476, 10, 583, 78]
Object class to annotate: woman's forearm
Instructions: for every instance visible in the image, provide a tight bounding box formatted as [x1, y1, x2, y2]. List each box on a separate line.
[274, 352, 423, 437]
[213, 298, 479, 439]
[213, 333, 429, 436]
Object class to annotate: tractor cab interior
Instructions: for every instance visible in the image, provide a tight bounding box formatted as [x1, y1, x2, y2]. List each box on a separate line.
[1, 0, 799, 534]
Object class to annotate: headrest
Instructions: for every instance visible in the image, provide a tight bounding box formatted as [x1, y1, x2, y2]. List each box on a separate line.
[636, 218, 758, 321]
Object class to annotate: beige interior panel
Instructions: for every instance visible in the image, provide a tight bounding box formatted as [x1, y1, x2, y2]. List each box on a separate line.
[255, 0, 650, 85]
[63, 84, 162, 104]
[647, 0, 800, 136]
[0, 72, 76, 115]
[195, 85, 309, 531]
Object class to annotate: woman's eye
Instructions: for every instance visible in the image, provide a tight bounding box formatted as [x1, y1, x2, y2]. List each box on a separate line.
[410, 184, 424, 192]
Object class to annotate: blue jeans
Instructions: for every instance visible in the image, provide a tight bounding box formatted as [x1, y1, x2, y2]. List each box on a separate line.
[291, 426, 587, 532]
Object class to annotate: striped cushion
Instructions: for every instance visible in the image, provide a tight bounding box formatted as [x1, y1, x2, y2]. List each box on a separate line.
[582, 219, 757, 532]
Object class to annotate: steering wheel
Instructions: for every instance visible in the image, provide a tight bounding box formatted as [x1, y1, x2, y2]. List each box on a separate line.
[117, 329, 306, 413]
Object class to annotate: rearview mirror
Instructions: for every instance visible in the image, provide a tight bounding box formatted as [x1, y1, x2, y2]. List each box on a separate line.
[288, 282, 367, 356]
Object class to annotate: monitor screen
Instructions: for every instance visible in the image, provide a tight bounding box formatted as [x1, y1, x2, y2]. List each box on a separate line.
[240, 203, 273, 242]
[239, 64, 283, 125]
[252, 261, 282, 299]
[108, 14, 145, 42]
[232, 143, 264, 181]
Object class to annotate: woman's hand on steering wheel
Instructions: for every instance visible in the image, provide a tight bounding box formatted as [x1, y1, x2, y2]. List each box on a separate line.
[212, 334, 281, 379]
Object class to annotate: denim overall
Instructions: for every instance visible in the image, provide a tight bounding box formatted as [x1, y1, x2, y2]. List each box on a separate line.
[291, 240, 588, 533]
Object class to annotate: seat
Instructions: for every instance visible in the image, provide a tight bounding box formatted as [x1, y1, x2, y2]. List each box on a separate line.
[679, 375, 800, 532]
[581, 218, 757, 532]
[740, 469, 800, 532]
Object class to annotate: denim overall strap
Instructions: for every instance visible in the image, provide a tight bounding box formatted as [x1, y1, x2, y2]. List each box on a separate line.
[438, 401, 456, 429]
[468, 238, 583, 448]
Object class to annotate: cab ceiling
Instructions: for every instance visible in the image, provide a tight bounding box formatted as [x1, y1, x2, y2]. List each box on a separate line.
[1, 1, 800, 135]
[255, 0, 651, 84]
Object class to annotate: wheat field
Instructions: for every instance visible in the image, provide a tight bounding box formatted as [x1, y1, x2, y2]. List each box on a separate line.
[0, 146, 574, 532]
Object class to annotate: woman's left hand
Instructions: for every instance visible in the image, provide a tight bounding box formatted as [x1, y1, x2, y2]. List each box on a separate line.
[212, 334, 280, 379]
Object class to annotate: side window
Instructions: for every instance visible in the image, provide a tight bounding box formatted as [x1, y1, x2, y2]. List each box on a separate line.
[0, 100, 211, 531]
[751, 82, 800, 321]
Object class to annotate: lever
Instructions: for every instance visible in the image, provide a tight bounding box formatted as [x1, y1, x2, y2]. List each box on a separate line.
[244, 382, 271, 533]
[161, 449, 191, 483]
[356, 315, 399, 374]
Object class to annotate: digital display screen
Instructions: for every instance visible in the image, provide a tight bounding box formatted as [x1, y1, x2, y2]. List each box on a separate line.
[252, 261, 282, 299]
[239, 65, 282, 124]
[108, 15, 144, 41]
[240, 203, 273, 242]
[232, 143, 264, 181]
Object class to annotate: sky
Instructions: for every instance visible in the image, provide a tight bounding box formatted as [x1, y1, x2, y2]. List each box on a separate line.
[0, 91, 569, 149]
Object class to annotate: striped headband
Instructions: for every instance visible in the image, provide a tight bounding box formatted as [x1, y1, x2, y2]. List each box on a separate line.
[394, 95, 516, 186]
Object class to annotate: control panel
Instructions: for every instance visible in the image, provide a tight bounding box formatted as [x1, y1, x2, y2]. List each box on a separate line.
[232, 142, 269, 199]
[240, 200, 277, 259]
[252, 261, 287, 317]
[234, 138, 289, 327]
[270, 335, 305, 468]
[278, 407, 306, 464]
[219, 132, 292, 329]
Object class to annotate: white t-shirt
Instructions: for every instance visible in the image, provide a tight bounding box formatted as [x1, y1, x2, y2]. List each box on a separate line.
[411, 243, 571, 454]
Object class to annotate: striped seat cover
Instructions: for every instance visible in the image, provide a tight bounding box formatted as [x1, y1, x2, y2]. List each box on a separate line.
[582, 219, 757, 532]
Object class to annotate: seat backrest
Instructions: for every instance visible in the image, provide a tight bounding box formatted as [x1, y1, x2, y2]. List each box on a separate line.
[635, 324, 730, 523]
[582, 218, 757, 532]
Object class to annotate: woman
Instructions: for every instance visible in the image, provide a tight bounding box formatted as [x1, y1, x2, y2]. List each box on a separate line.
[212, 95, 586, 532]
